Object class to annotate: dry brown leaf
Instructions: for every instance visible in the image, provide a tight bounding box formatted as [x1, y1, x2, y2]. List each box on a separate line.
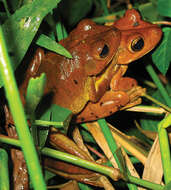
[59, 180, 79, 190]
[108, 123, 148, 164]
[99, 176, 115, 190]
[73, 127, 94, 161]
[140, 136, 163, 190]
[86, 122, 119, 168]
[47, 180, 80, 190]
[121, 148, 142, 190]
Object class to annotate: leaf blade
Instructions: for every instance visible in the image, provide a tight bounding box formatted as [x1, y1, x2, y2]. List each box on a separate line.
[36, 34, 72, 58]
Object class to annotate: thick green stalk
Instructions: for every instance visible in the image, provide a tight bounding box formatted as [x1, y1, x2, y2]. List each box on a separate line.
[158, 114, 171, 184]
[146, 64, 171, 107]
[0, 149, 9, 190]
[41, 147, 122, 180]
[0, 26, 46, 190]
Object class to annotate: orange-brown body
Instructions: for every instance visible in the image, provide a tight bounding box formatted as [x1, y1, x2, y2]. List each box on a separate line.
[20, 9, 162, 123]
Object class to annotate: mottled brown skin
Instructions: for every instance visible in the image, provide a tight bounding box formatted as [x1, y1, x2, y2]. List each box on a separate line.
[20, 9, 162, 123]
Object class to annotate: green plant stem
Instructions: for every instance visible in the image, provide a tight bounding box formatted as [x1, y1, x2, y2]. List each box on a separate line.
[128, 175, 163, 190]
[158, 114, 171, 184]
[146, 64, 171, 107]
[0, 27, 46, 190]
[0, 135, 20, 146]
[41, 147, 122, 180]
[2, 0, 11, 17]
[0, 149, 9, 190]
[0, 135, 164, 190]
[100, 0, 109, 15]
[56, 21, 67, 41]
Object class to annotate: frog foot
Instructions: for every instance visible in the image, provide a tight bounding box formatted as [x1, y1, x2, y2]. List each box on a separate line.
[121, 86, 146, 110]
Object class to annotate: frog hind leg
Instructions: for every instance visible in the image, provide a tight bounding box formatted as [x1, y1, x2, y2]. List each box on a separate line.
[76, 90, 130, 123]
[76, 84, 146, 123]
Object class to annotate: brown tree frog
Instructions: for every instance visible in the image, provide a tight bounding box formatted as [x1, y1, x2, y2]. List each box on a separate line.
[20, 9, 162, 123]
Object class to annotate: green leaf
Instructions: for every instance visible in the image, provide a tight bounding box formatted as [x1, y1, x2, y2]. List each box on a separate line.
[56, 21, 68, 41]
[50, 104, 72, 133]
[36, 34, 72, 58]
[139, 2, 163, 22]
[1, 0, 61, 87]
[44, 170, 56, 183]
[35, 104, 72, 147]
[25, 73, 46, 117]
[25, 73, 47, 146]
[37, 107, 51, 148]
[59, 0, 93, 27]
[158, 0, 171, 17]
[115, 148, 128, 180]
[152, 27, 171, 75]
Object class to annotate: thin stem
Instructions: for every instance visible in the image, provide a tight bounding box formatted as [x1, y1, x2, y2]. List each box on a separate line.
[100, 0, 109, 15]
[2, 0, 11, 17]
[0, 135, 20, 147]
[0, 26, 46, 190]
[146, 64, 171, 107]
[34, 119, 63, 127]
[143, 93, 171, 113]
[158, 114, 171, 184]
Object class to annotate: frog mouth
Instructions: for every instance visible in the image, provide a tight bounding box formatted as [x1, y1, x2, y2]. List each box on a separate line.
[95, 54, 120, 92]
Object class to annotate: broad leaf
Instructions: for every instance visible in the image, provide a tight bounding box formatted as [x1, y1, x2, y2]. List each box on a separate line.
[25, 73, 46, 117]
[1, 0, 61, 87]
[59, 0, 93, 27]
[152, 28, 171, 75]
[50, 104, 72, 133]
[158, 0, 171, 17]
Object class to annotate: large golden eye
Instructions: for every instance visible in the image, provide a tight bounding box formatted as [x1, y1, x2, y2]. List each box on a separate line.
[131, 37, 144, 52]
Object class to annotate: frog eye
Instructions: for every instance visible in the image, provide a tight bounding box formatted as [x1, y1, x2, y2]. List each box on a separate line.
[131, 37, 144, 52]
[99, 44, 109, 58]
